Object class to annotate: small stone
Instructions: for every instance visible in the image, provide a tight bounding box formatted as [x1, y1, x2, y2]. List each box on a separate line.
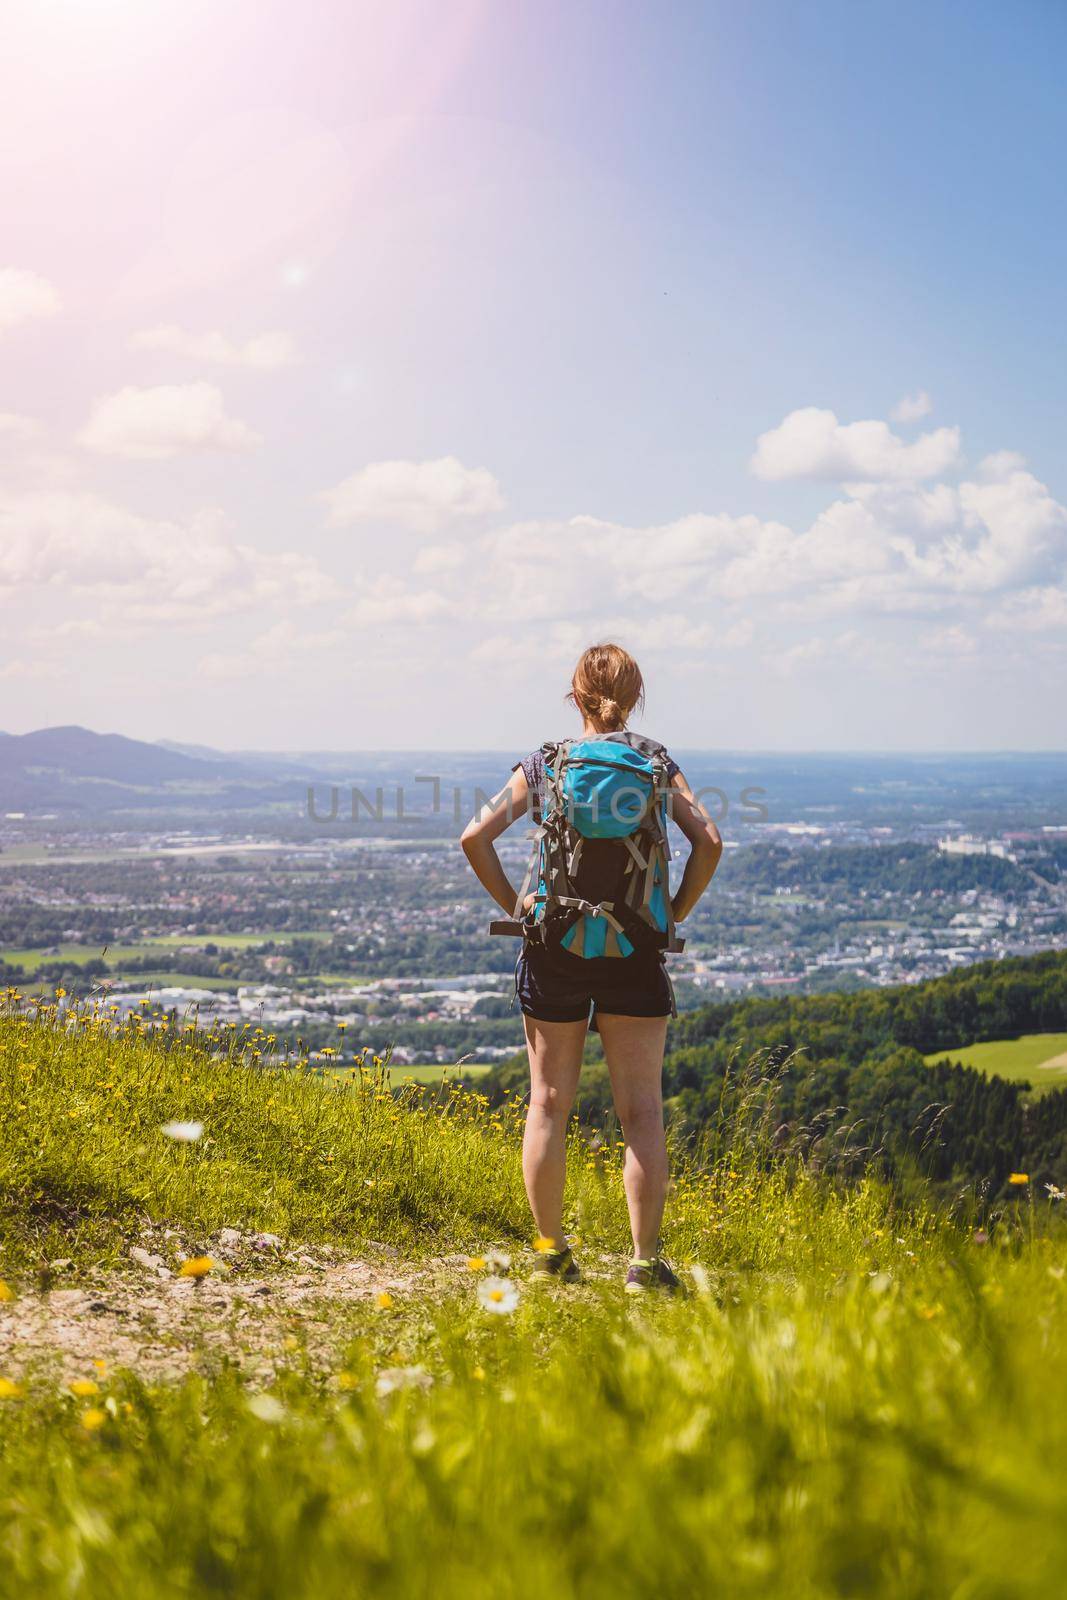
[253, 1233, 284, 1251]
[49, 1258, 74, 1271]
[216, 1228, 242, 1249]
[130, 1246, 167, 1274]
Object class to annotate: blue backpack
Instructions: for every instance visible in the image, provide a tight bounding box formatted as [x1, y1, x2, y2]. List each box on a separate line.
[491, 732, 683, 959]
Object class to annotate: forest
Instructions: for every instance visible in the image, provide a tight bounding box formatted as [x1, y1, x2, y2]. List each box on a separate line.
[484, 949, 1067, 1195]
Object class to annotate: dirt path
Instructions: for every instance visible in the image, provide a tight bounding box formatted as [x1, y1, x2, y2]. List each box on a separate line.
[0, 1229, 465, 1385]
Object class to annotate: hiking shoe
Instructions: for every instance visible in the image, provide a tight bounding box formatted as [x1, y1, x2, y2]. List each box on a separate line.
[625, 1255, 683, 1295]
[532, 1243, 581, 1283]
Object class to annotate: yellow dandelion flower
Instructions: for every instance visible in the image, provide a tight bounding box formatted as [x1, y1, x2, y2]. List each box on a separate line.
[533, 1235, 556, 1254]
[0, 1377, 23, 1400]
[337, 1370, 359, 1391]
[0, 1281, 14, 1303]
[179, 1256, 214, 1279]
[466, 1256, 487, 1272]
[69, 1379, 100, 1398]
[1009, 1172, 1029, 1186]
[376, 1291, 394, 1310]
[471, 1366, 486, 1382]
[80, 1408, 107, 1431]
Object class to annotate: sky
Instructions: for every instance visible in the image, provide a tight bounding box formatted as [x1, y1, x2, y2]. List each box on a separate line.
[1, 0, 1066, 753]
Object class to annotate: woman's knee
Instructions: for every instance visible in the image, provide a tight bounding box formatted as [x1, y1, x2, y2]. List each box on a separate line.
[528, 1080, 576, 1119]
[614, 1094, 664, 1137]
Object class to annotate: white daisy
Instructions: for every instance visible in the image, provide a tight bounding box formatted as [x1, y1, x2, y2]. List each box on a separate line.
[477, 1276, 519, 1315]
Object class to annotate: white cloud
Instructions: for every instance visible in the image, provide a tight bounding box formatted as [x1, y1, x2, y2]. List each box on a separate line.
[79, 382, 261, 459]
[890, 391, 933, 423]
[449, 442, 1067, 653]
[131, 325, 297, 370]
[198, 619, 343, 681]
[413, 541, 466, 575]
[469, 621, 587, 667]
[345, 575, 454, 626]
[985, 585, 1067, 634]
[0, 268, 60, 333]
[771, 631, 875, 677]
[751, 406, 960, 482]
[0, 412, 41, 441]
[976, 449, 1027, 480]
[321, 456, 504, 533]
[922, 624, 978, 657]
[0, 490, 330, 622]
[775, 637, 828, 674]
[721, 618, 755, 649]
[0, 657, 63, 681]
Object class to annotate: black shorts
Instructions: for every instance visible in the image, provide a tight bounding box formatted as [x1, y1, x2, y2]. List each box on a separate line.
[515, 939, 673, 1025]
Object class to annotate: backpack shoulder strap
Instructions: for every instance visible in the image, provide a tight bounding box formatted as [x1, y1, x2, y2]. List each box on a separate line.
[616, 730, 668, 761]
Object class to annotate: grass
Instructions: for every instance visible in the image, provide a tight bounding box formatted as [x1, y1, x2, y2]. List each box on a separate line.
[5, 931, 332, 971]
[24, 972, 240, 998]
[925, 1030, 1067, 1095]
[326, 1061, 497, 1087]
[2, 995, 1066, 1598]
[0, 997, 906, 1275]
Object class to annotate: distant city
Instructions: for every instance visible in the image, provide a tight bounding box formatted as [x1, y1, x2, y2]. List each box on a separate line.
[2, 730, 1065, 1065]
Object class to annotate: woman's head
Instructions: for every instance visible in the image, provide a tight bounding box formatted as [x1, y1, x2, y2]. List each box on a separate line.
[568, 642, 644, 732]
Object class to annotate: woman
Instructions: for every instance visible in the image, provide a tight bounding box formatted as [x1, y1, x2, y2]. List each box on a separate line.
[461, 643, 722, 1292]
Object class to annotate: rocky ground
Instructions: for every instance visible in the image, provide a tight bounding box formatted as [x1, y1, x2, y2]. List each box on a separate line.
[0, 1225, 461, 1385]
[1, 1225, 631, 1386]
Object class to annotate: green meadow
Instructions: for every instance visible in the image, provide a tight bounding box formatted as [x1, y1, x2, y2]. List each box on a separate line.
[1, 996, 1065, 1598]
[925, 1031, 1067, 1095]
[5, 931, 332, 971]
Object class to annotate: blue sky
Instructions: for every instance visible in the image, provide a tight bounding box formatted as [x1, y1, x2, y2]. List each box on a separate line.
[1, 0, 1064, 751]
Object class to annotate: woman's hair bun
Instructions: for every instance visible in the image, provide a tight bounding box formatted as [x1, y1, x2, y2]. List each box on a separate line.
[568, 642, 645, 730]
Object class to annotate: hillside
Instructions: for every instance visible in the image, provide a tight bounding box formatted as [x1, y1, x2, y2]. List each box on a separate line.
[0, 995, 1065, 1598]
[720, 838, 1041, 895]
[485, 950, 1067, 1191]
[0, 726, 246, 785]
[0, 725, 307, 813]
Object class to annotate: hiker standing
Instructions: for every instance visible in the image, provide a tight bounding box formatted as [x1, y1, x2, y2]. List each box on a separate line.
[461, 643, 722, 1292]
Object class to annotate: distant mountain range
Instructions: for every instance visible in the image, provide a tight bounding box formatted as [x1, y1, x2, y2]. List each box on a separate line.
[4, 725, 1067, 828]
[0, 725, 495, 817]
[0, 725, 307, 813]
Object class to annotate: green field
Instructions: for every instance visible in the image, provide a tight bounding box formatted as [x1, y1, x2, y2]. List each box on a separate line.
[925, 1031, 1067, 1094]
[4, 931, 331, 971]
[2, 998, 1066, 1597]
[24, 971, 241, 998]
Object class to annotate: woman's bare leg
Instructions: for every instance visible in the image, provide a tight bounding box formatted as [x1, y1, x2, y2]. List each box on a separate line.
[597, 1013, 670, 1258]
[522, 1015, 587, 1244]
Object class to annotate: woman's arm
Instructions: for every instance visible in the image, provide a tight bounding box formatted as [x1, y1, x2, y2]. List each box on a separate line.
[667, 770, 723, 923]
[460, 767, 530, 915]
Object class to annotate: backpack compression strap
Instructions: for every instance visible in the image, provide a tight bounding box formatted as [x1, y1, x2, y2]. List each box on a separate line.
[490, 741, 569, 937]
